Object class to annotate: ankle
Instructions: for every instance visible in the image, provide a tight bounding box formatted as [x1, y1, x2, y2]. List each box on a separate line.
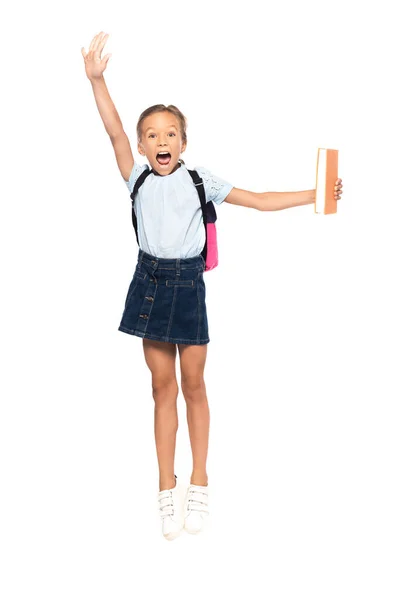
[159, 474, 177, 492]
[190, 472, 208, 486]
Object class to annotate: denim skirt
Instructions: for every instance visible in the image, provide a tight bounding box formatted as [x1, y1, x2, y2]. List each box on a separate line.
[118, 249, 209, 345]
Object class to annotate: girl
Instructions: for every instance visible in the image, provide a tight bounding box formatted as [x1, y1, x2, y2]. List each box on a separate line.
[81, 32, 343, 541]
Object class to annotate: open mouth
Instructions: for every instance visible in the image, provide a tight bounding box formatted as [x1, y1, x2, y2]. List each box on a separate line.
[156, 152, 171, 165]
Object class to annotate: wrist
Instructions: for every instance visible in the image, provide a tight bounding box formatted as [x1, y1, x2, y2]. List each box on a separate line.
[89, 75, 105, 86]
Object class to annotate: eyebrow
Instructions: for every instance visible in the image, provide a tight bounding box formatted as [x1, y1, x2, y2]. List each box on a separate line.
[144, 125, 178, 133]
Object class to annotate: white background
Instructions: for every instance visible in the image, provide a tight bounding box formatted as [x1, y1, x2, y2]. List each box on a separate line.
[1, 0, 399, 598]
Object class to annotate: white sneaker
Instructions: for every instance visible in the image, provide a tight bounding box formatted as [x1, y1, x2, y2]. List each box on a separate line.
[157, 475, 184, 541]
[183, 483, 209, 534]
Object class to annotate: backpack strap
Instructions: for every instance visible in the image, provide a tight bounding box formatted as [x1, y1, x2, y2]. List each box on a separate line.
[187, 169, 209, 263]
[130, 165, 152, 245]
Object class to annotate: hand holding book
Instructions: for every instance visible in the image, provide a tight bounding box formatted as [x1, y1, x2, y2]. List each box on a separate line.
[315, 148, 342, 214]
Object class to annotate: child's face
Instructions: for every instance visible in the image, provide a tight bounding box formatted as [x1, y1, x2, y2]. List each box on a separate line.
[138, 111, 187, 175]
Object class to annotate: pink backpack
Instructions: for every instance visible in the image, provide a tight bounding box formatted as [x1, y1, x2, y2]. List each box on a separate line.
[130, 166, 219, 271]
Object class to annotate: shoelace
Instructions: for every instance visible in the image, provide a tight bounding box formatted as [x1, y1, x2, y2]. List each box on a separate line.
[158, 490, 174, 518]
[186, 488, 209, 514]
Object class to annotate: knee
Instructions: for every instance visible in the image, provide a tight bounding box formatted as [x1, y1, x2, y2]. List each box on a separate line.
[152, 377, 179, 405]
[181, 375, 205, 403]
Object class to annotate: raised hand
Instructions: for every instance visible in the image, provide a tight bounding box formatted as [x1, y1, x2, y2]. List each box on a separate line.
[81, 31, 111, 81]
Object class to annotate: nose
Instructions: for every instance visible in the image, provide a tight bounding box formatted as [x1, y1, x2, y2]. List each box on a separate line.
[158, 134, 169, 146]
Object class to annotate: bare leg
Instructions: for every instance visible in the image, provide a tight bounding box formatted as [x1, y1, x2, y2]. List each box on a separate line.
[177, 344, 209, 486]
[142, 339, 179, 491]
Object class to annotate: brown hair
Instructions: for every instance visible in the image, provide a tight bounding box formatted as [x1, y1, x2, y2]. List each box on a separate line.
[136, 104, 188, 164]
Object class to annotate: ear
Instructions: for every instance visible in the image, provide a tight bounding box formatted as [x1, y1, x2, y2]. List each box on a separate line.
[137, 142, 146, 156]
[181, 141, 187, 153]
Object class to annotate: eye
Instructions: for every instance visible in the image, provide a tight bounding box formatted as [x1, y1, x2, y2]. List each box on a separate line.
[148, 133, 156, 138]
[168, 132, 176, 137]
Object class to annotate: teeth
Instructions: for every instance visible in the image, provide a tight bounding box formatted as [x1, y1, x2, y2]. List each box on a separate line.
[158, 152, 169, 155]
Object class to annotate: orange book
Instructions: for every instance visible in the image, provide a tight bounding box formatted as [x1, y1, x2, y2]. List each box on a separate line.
[315, 148, 339, 215]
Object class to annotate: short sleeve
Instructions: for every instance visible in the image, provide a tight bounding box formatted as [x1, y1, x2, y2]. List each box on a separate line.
[193, 166, 234, 205]
[124, 162, 149, 194]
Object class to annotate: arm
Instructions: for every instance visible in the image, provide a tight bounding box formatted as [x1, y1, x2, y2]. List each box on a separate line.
[82, 32, 134, 181]
[224, 180, 342, 211]
[90, 75, 125, 138]
[224, 187, 315, 211]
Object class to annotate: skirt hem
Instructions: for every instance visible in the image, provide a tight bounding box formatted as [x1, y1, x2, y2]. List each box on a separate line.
[118, 325, 210, 345]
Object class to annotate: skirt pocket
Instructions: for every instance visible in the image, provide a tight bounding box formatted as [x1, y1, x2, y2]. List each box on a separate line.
[134, 266, 147, 281]
[166, 279, 194, 287]
[124, 279, 137, 309]
[124, 269, 147, 308]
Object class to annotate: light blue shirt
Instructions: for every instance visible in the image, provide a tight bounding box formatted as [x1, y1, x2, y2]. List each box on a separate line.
[124, 162, 234, 259]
